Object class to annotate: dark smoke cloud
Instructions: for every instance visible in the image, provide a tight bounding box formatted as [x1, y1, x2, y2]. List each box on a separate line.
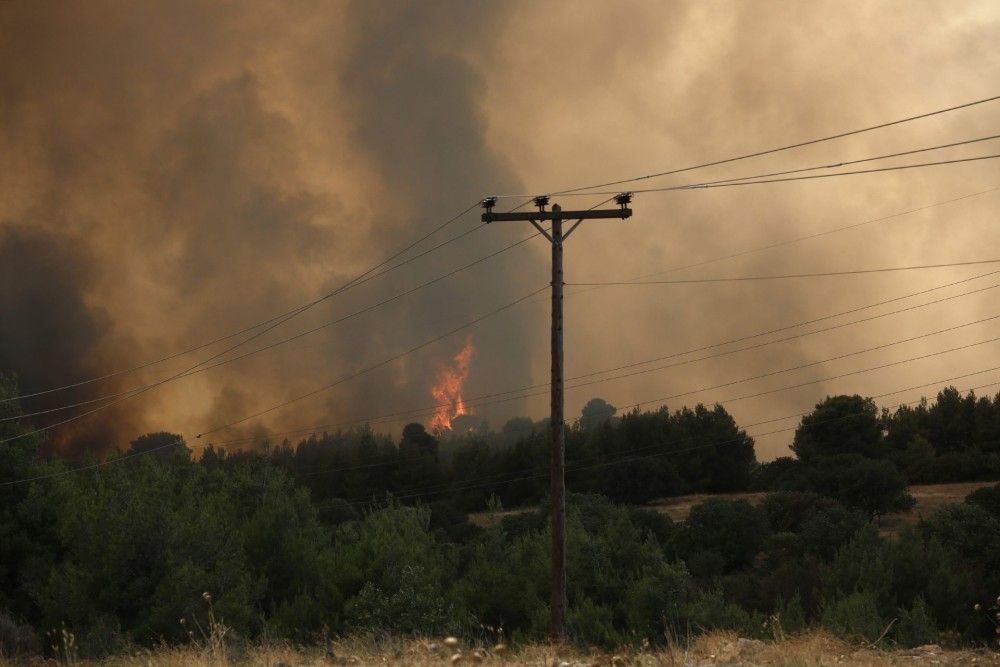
[0, 0, 997, 459]
[0, 0, 539, 453]
[328, 1, 536, 424]
[0, 224, 141, 453]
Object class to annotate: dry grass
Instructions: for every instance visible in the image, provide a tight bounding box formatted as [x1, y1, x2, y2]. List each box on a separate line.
[647, 493, 769, 522]
[879, 481, 996, 535]
[469, 481, 998, 528]
[8, 632, 999, 666]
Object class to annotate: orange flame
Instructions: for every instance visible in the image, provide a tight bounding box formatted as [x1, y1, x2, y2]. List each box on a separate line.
[428, 336, 474, 431]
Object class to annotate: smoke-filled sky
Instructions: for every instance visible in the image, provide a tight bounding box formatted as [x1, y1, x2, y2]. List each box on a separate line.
[1, 0, 998, 460]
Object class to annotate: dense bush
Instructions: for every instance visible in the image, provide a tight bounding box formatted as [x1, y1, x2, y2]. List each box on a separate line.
[966, 482, 1000, 517]
[5, 377, 1000, 655]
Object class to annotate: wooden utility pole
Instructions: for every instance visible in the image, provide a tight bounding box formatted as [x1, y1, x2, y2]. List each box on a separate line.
[482, 193, 633, 642]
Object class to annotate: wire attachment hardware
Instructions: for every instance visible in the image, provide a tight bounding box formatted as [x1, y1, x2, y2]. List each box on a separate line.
[614, 192, 632, 212]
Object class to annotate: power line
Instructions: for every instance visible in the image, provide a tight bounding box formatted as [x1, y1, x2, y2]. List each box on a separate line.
[632, 329, 1000, 412]
[28, 302, 1000, 492]
[9, 160, 996, 447]
[10, 100, 1000, 405]
[135, 194, 990, 418]
[207, 270, 1000, 446]
[8, 147, 993, 411]
[372, 313, 1000, 434]
[507, 136, 1000, 199]
[4, 226, 550, 422]
[345, 371, 1000, 505]
[190, 284, 549, 441]
[0, 283, 548, 445]
[1, 202, 484, 404]
[569, 275, 1000, 381]
[664, 133, 1000, 188]
[493, 93, 1000, 198]
[3, 199, 603, 425]
[8, 349, 1000, 490]
[657, 153, 1000, 192]
[0, 196, 558, 444]
[568, 258, 1000, 287]
[589, 185, 999, 287]
[557, 154, 1000, 198]
[404, 312, 1000, 424]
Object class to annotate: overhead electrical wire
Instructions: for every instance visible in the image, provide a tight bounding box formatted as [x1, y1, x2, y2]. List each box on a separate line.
[370, 313, 1000, 433]
[0, 200, 623, 435]
[207, 269, 1000, 446]
[568, 258, 1000, 287]
[586, 184, 999, 288]
[188, 284, 550, 441]
[0, 195, 564, 444]
[11, 214, 1000, 476]
[0, 283, 550, 446]
[8, 98, 1000, 450]
[492, 92, 1000, 198]
[0, 201, 486, 404]
[2, 225, 552, 422]
[12, 95, 999, 402]
[7, 357, 1000, 491]
[500, 134, 1000, 199]
[632, 330, 1000, 412]
[362, 315, 1000, 430]
[347, 366, 1000, 505]
[176, 264, 1000, 446]
[19, 186, 991, 424]
[658, 133, 1000, 188]
[353, 373, 1000, 505]
[0, 203, 575, 431]
[558, 154, 1000, 197]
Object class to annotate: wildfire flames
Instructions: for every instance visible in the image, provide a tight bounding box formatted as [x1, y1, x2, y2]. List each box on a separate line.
[428, 337, 474, 431]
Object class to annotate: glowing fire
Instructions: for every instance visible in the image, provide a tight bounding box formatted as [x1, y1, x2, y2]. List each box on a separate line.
[428, 337, 474, 431]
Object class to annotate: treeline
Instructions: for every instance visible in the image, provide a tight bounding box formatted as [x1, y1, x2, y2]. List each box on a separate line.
[219, 388, 1000, 518]
[242, 398, 756, 514]
[4, 377, 1000, 657]
[755, 390, 1000, 516]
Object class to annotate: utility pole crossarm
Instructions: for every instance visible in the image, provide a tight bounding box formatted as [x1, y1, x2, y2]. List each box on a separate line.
[481, 208, 632, 223]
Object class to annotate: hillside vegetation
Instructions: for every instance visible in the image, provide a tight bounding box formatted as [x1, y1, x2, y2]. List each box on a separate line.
[6, 378, 1000, 660]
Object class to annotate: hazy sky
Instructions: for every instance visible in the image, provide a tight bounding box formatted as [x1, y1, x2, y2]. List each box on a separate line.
[1, 0, 998, 459]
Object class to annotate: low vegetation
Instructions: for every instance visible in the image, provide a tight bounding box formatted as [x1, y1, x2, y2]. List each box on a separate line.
[4, 376, 1000, 661]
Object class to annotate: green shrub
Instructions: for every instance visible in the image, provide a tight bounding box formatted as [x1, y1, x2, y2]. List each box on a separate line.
[775, 592, 807, 634]
[822, 525, 893, 606]
[908, 452, 1000, 484]
[0, 610, 39, 658]
[820, 589, 886, 642]
[896, 596, 938, 647]
[684, 589, 760, 636]
[332, 504, 462, 635]
[457, 494, 694, 647]
[347, 564, 457, 635]
[683, 499, 769, 573]
[966, 483, 1000, 518]
[569, 597, 622, 649]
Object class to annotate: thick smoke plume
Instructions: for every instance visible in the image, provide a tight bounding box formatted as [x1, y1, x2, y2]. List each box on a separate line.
[1, 1, 998, 459]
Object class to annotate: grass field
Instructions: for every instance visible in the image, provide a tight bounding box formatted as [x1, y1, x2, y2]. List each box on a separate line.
[470, 481, 997, 529]
[23, 632, 1000, 666]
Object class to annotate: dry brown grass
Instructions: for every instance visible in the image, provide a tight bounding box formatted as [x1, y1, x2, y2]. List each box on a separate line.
[8, 632, 999, 666]
[469, 481, 998, 529]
